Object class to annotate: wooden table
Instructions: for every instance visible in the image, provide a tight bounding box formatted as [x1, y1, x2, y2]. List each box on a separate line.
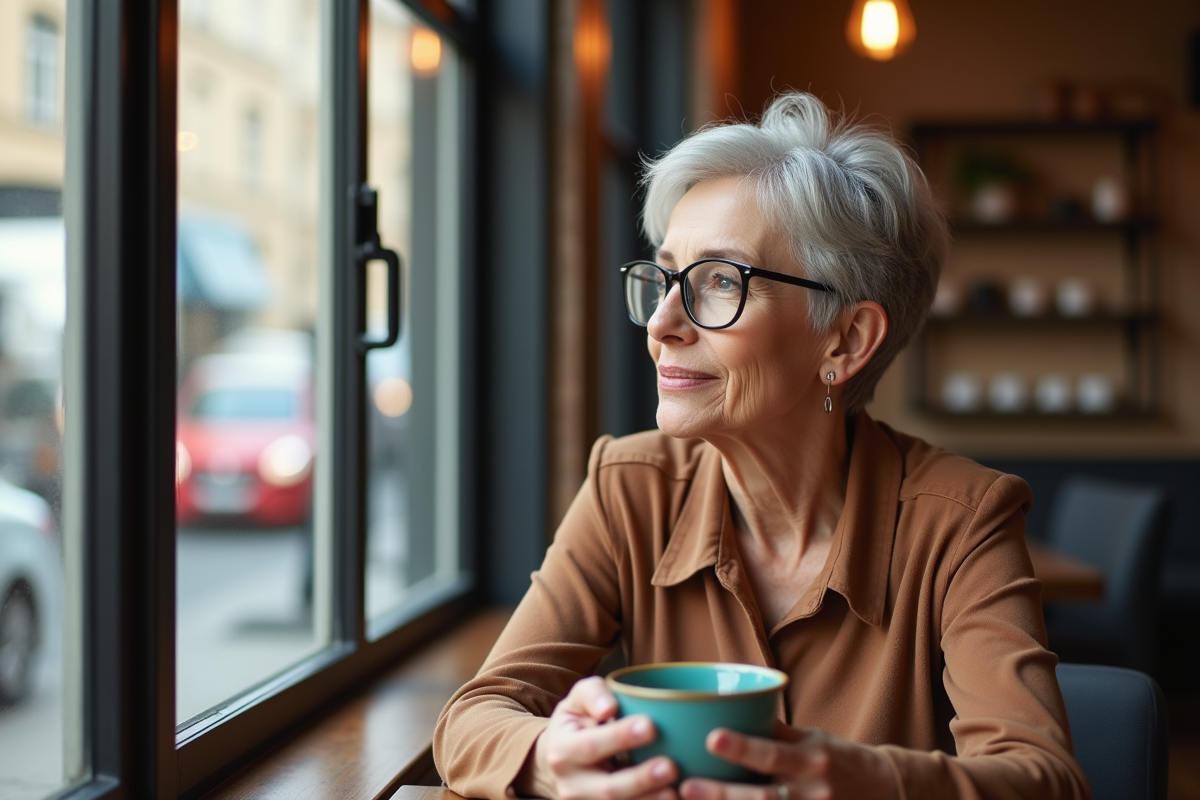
[199, 609, 512, 800]
[1026, 539, 1105, 601]
[392, 786, 468, 800]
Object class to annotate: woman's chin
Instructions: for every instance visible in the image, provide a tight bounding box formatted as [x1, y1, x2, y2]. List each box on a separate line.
[655, 407, 712, 440]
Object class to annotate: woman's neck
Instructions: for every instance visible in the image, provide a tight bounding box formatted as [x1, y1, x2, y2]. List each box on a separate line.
[709, 412, 852, 556]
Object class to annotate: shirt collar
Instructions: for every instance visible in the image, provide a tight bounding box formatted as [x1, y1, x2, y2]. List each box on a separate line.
[650, 411, 902, 627]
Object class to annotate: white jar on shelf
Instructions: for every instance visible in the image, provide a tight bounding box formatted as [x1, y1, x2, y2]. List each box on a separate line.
[1091, 175, 1130, 222]
[1009, 276, 1049, 317]
[989, 372, 1029, 414]
[1077, 373, 1118, 414]
[1034, 374, 1073, 414]
[1056, 278, 1095, 317]
[942, 372, 983, 413]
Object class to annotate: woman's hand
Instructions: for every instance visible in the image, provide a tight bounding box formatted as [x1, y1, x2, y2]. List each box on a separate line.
[678, 723, 899, 800]
[515, 676, 680, 800]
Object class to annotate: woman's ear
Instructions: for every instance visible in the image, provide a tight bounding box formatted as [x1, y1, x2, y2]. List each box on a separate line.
[824, 301, 888, 383]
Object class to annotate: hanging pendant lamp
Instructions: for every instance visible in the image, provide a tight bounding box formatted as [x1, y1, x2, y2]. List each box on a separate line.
[846, 0, 916, 61]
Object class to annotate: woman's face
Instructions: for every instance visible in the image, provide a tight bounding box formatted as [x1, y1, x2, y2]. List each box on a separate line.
[647, 176, 834, 442]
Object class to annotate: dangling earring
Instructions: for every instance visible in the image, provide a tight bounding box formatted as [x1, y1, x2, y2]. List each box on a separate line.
[824, 371, 835, 414]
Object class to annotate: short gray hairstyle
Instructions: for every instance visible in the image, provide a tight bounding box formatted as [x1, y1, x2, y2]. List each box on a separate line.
[641, 92, 947, 414]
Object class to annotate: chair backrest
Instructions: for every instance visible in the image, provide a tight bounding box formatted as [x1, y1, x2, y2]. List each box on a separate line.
[1056, 663, 1169, 800]
[1044, 475, 1170, 670]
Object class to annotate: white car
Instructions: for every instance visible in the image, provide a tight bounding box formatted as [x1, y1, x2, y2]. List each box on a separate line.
[0, 476, 59, 707]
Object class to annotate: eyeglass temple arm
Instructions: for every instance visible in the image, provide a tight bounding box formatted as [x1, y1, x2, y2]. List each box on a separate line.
[751, 266, 833, 293]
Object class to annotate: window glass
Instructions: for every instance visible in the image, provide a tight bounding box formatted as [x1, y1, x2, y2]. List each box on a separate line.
[176, 0, 325, 726]
[0, 1, 69, 797]
[365, 0, 467, 633]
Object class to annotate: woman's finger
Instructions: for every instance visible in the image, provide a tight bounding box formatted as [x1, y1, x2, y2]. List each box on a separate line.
[702, 729, 814, 779]
[566, 756, 680, 800]
[560, 675, 621, 723]
[547, 714, 659, 771]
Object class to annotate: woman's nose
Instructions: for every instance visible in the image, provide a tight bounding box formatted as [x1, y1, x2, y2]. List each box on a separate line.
[646, 281, 696, 343]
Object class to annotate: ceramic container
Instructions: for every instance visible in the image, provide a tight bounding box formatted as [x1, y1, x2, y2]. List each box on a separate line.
[942, 372, 983, 413]
[1056, 278, 1095, 318]
[931, 279, 963, 317]
[1035, 374, 1073, 414]
[1008, 277, 1049, 317]
[971, 183, 1019, 224]
[607, 662, 788, 782]
[989, 372, 1029, 413]
[1091, 175, 1129, 222]
[1077, 374, 1117, 414]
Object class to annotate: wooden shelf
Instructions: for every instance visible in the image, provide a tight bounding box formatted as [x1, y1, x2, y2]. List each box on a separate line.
[910, 118, 1159, 139]
[913, 403, 1159, 422]
[925, 311, 1159, 328]
[949, 216, 1158, 235]
[909, 115, 1162, 423]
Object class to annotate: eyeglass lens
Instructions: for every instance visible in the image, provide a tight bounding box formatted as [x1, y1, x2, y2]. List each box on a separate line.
[624, 261, 745, 328]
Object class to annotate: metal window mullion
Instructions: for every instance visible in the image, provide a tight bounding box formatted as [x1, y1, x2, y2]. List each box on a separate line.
[325, 0, 369, 648]
[61, 0, 178, 798]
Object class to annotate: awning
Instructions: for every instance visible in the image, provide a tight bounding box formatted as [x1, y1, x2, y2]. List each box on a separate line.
[177, 216, 272, 310]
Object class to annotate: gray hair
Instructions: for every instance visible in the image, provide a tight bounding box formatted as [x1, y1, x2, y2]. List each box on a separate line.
[641, 92, 947, 414]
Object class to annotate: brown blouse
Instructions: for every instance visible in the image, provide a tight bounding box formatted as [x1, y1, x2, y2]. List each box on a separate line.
[433, 412, 1090, 800]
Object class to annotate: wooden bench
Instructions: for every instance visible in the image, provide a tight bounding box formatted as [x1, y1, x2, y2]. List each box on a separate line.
[198, 609, 510, 800]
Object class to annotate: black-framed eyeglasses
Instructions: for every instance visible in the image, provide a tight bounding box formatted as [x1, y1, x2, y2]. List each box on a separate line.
[620, 258, 834, 330]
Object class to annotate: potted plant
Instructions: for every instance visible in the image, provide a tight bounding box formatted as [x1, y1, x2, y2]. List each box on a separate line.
[953, 149, 1033, 223]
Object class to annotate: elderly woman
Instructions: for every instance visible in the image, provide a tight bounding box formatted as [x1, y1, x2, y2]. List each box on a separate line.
[434, 93, 1089, 800]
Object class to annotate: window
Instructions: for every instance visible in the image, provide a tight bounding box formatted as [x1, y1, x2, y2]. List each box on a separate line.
[0, 0, 672, 794]
[24, 14, 60, 126]
[31, 0, 482, 797]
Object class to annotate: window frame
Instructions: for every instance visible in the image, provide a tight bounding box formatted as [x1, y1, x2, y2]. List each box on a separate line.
[58, 0, 485, 797]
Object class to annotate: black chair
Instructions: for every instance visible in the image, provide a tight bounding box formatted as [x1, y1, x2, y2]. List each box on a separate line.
[1042, 475, 1171, 675]
[1056, 663, 1169, 800]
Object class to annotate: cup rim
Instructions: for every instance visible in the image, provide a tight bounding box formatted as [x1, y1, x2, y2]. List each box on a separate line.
[606, 661, 789, 701]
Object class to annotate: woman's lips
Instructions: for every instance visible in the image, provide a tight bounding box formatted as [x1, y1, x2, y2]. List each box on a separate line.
[657, 365, 718, 390]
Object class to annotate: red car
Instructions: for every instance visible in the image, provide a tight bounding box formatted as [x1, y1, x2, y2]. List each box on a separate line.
[176, 351, 314, 528]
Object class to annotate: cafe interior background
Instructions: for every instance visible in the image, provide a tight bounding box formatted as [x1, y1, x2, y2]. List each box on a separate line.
[0, 0, 1198, 798]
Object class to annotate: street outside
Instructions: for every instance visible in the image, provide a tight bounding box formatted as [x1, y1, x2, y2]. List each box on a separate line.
[0, 467, 411, 800]
[0, 525, 317, 800]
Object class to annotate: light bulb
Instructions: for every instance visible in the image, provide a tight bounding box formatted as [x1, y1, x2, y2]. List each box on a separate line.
[861, 1, 900, 52]
[846, 0, 916, 61]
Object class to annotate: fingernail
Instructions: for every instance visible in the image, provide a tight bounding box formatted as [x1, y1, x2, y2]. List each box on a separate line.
[652, 760, 672, 780]
[656, 789, 674, 800]
[632, 717, 651, 737]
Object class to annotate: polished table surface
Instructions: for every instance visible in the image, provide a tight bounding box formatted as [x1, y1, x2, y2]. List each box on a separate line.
[392, 787, 467, 800]
[1025, 539, 1104, 601]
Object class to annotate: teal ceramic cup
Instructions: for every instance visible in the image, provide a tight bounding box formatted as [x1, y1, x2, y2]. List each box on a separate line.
[606, 662, 788, 783]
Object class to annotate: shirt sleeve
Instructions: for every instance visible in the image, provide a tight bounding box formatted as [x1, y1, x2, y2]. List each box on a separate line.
[880, 473, 1092, 800]
[433, 437, 625, 800]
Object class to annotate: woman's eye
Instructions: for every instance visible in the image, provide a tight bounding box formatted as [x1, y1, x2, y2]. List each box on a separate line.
[710, 272, 740, 292]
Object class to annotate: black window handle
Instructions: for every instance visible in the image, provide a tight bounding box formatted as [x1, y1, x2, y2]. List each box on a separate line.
[355, 183, 403, 352]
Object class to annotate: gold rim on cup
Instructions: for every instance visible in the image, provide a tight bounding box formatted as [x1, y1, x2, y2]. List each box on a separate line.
[606, 661, 789, 702]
